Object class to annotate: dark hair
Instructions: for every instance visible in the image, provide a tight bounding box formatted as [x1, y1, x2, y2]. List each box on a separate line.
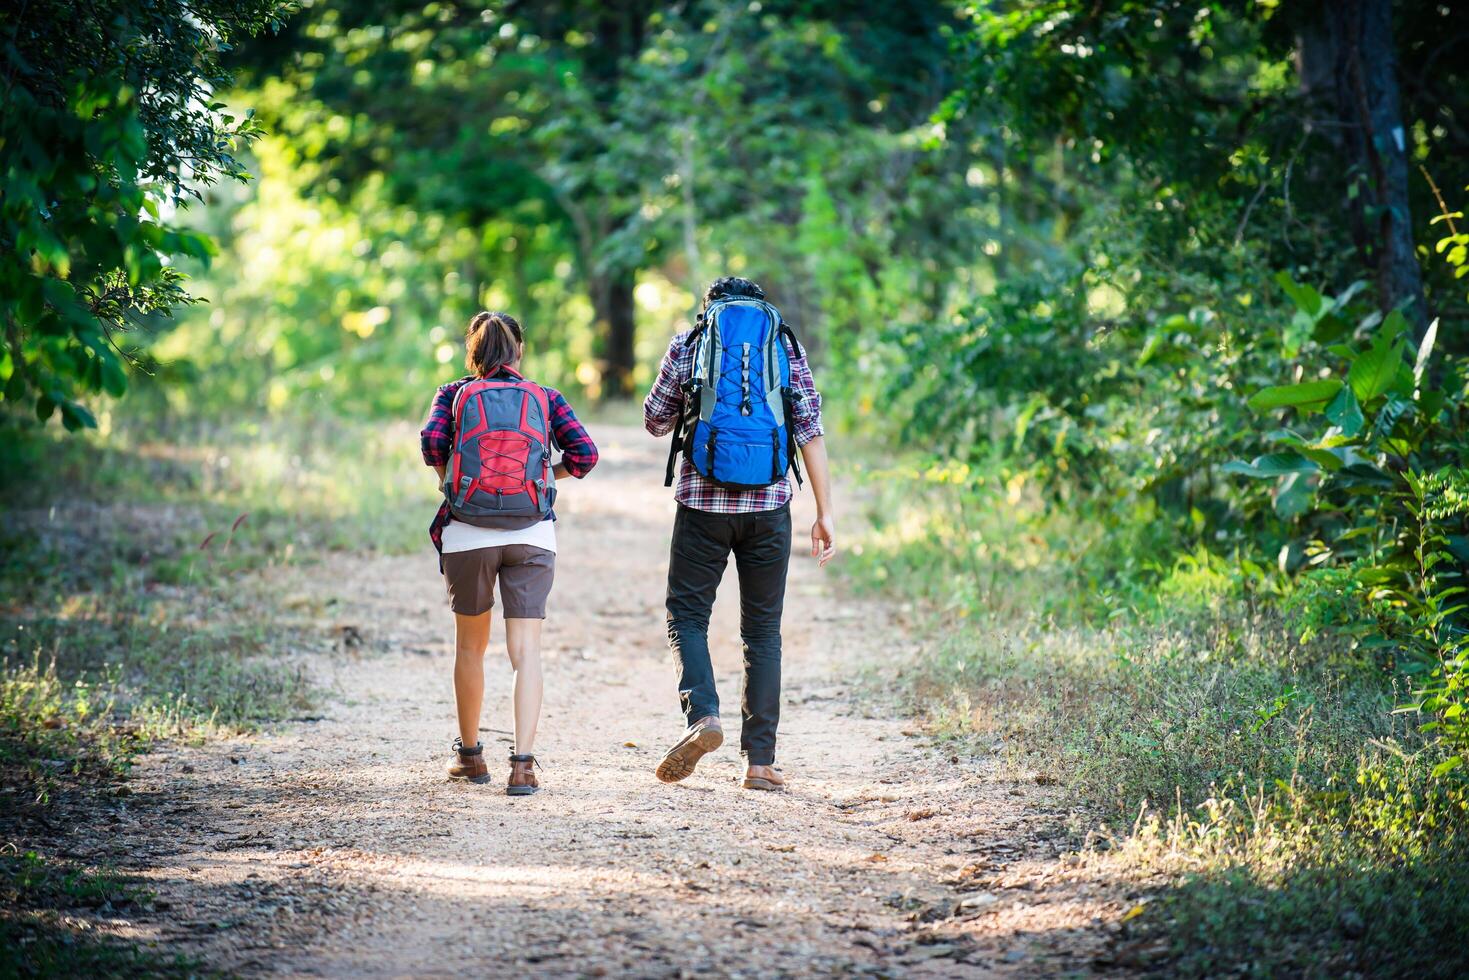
[703, 276, 765, 307]
[464, 311, 523, 377]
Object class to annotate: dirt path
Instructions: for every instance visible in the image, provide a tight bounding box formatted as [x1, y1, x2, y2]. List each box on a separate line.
[103, 425, 1136, 977]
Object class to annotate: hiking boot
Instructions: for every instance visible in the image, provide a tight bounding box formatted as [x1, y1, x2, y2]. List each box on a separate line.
[448, 737, 489, 784]
[508, 753, 539, 796]
[655, 715, 724, 783]
[742, 765, 785, 791]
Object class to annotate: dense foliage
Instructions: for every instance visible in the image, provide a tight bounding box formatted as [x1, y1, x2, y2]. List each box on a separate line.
[0, 0, 290, 427]
[204, 0, 979, 402]
[879, 0, 1469, 769]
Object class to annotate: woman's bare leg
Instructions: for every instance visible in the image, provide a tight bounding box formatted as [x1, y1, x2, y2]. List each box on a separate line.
[453, 611, 492, 748]
[503, 618, 544, 755]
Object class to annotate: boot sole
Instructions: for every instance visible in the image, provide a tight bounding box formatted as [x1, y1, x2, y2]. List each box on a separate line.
[506, 784, 539, 796]
[741, 776, 784, 791]
[655, 726, 724, 783]
[449, 772, 492, 785]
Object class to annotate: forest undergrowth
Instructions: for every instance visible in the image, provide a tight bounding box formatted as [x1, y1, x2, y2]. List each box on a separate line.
[848, 454, 1469, 976]
[0, 413, 430, 974]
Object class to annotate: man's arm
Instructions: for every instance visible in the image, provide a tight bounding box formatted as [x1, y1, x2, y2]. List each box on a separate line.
[643, 336, 686, 437]
[800, 435, 835, 567]
[785, 334, 834, 566]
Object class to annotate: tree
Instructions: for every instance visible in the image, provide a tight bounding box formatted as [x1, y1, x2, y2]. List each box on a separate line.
[231, 0, 970, 396]
[231, 0, 660, 396]
[948, 1, 1465, 340]
[1297, 0, 1426, 336]
[0, 0, 288, 428]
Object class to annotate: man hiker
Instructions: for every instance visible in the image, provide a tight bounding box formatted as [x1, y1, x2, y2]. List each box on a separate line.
[643, 276, 836, 791]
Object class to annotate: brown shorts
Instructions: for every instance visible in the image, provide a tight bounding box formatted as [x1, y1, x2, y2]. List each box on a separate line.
[442, 545, 556, 618]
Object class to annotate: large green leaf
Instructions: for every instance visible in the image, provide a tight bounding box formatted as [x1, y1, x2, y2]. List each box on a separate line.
[1323, 385, 1364, 437]
[1273, 471, 1313, 519]
[1221, 452, 1320, 478]
[1348, 327, 1406, 403]
[1246, 380, 1342, 413]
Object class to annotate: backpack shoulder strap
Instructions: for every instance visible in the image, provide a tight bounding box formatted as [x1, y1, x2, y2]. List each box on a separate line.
[776, 323, 805, 488]
[664, 411, 683, 487]
[664, 333, 701, 487]
[693, 309, 723, 424]
[449, 378, 480, 426]
[778, 319, 801, 358]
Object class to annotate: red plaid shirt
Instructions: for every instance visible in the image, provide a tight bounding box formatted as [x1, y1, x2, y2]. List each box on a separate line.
[420, 367, 598, 557]
[643, 329, 824, 514]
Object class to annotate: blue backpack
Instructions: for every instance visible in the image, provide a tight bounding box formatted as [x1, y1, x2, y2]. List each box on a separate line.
[664, 296, 805, 491]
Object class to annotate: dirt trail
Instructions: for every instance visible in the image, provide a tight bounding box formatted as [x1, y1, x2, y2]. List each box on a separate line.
[107, 425, 1132, 977]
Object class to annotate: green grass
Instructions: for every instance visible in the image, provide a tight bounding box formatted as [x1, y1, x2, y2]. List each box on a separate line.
[847, 458, 1469, 977]
[0, 609, 312, 809]
[0, 410, 417, 811]
[0, 406, 432, 975]
[0, 410, 435, 601]
[0, 851, 206, 978]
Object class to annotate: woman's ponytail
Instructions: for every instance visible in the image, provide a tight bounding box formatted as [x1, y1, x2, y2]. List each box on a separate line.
[464, 311, 524, 377]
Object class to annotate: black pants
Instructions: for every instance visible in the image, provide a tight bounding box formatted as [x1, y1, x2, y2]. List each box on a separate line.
[665, 503, 792, 766]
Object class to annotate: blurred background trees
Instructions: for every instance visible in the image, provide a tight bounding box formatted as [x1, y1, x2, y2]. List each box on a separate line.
[200, 0, 977, 402]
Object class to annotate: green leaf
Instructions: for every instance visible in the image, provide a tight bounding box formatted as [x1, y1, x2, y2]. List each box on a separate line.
[98, 350, 127, 397]
[1247, 380, 1343, 413]
[1310, 312, 1350, 345]
[1431, 756, 1463, 779]
[1380, 308, 1410, 340]
[1274, 271, 1323, 317]
[1294, 445, 1346, 471]
[58, 400, 97, 432]
[1273, 471, 1313, 519]
[1323, 386, 1364, 437]
[1414, 318, 1438, 386]
[1221, 453, 1320, 478]
[1348, 329, 1405, 403]
[1334, 462, 1396, 489]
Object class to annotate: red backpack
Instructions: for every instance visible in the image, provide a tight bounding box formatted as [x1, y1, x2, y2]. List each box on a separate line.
[445, 376, 555, 529]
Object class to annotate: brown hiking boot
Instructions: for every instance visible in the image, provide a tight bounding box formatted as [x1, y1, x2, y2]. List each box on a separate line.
[448, 738, 489, 784]
[742, 765, 785, 791]
[655, 715, 724, 783]
[508, 753, 539, 796]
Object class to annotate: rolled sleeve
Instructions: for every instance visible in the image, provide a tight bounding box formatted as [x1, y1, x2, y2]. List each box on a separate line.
[643, 336, 687, 437]
[787, 341, 825, 447]
[546, 388, 598, 478]
[420, 383, 460, 467]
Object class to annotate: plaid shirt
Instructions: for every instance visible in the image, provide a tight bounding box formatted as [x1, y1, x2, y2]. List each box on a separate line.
[644, 329, 824, 514]
[420, 367, 598, 557]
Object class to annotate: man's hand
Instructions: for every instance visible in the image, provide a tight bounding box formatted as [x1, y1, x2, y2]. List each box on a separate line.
[799, 436, 836, 568]
[810, 514, 836, 567]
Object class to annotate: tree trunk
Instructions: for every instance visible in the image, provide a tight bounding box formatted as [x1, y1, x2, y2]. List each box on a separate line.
[596, 267, 637, 399]
[1299, 0, 1427, 336]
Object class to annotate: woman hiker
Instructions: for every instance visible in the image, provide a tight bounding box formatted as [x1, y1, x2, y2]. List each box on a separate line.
[420, 310, 599, 794]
